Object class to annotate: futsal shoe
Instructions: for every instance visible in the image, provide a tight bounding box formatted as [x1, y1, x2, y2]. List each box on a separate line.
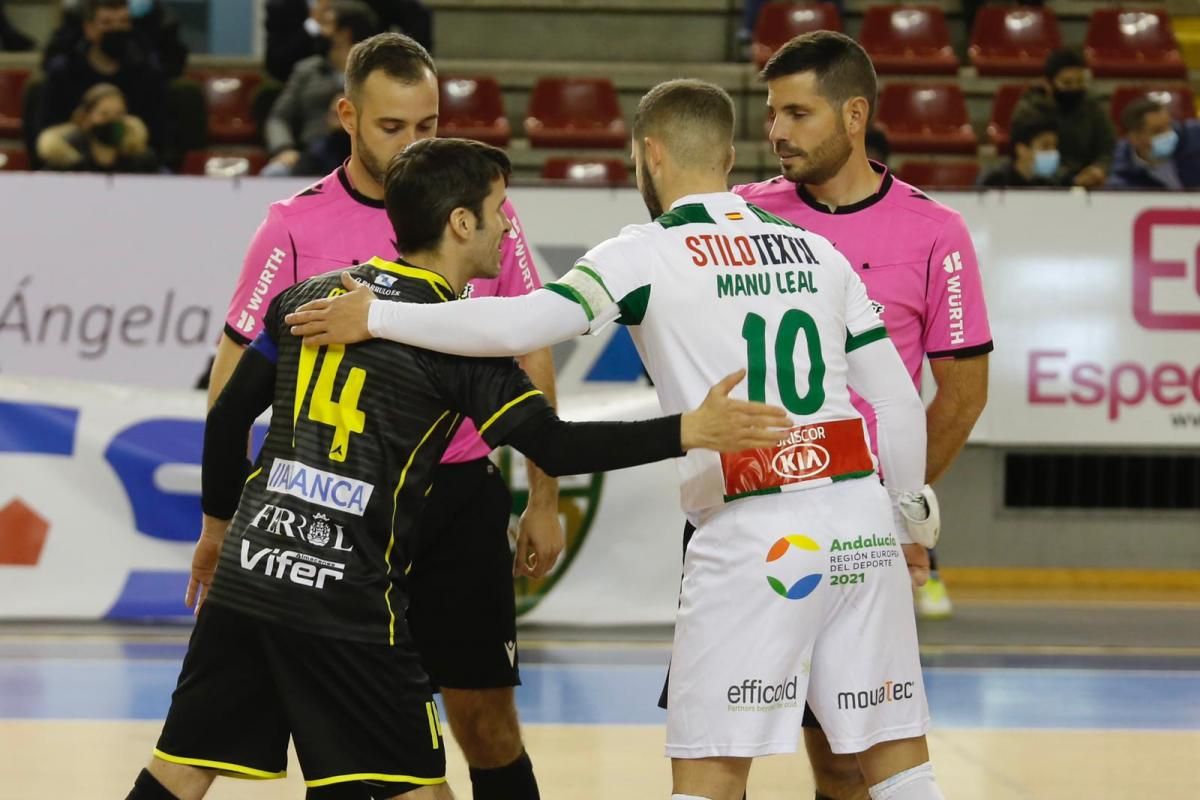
[915, 575, 953, 619]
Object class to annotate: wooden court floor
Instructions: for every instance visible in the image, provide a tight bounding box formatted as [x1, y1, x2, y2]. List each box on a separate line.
[4, 720, 1199, 798]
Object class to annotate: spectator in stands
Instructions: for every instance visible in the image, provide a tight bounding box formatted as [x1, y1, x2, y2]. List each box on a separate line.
[1013, 48, 1114, 189]
[866, 126, 890, 168]
[0, 0, 35, 51]
[36, 0, 167, 151]
[981, 113, 1063, 187]
[266, 0, 430, 83]
[36, 82, 158, 172]
[43, 0, 188, 78]
[293, 94, 352, 176]
[1107, 97, 1200, 190]
[263, 0, 379, 177]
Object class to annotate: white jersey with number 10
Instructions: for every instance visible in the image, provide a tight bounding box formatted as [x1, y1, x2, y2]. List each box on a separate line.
[547, 191, 888, 517]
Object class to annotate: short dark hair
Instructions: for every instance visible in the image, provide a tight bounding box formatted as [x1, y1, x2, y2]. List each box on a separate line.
[82, 0, 128, 22]
[1010, 112, 1059, 149]
[332, 0, 381, 45]
[633, 79, 735, 169]
[1044, 48, 1086, 81]
[760, 31, 878, 120]
[345, 32, 436, 101]
[1121, 97, 1167, 135]
[384, 138, 511, 254]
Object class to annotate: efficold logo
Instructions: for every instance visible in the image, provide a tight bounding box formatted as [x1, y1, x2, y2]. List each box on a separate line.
[765, 534, 822, 600]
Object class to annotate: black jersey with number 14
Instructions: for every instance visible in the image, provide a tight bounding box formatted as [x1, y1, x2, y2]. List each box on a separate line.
[205, 257, 550, 644]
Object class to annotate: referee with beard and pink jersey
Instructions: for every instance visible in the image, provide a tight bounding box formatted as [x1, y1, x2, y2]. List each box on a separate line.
[728, 31, 991, 800]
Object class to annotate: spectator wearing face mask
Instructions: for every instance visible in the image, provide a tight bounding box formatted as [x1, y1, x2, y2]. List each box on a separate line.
[262, 0, 379, 177]
[35, 0, 167, 152]
[36, 82, 158, 173]
[43, 0, 188, 78]
[981, 113, 1063, 187]
[1013, 48, 1115, 189]
[1107, 97, 1200, 190]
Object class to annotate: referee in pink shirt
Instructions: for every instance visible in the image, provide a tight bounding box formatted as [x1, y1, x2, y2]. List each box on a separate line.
[735, 31, 991, 800]
[205, 33, 558, 800]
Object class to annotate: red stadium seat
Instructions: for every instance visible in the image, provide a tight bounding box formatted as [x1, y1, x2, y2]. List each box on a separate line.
[541, 157, 629, 185]
[969, 6, 1062, 77]
[524, 77, 628, 149]
[188, 70, 263, 144]
[860, 6, 958, 75]
[987, 83, 1029, 154]
[180, 148, 268, 176]
[1110, 85, 1196, 133]
[1085, 9, 1186, 79]
[752, 3, 843, 70]
[438, 76, 511, 146]
[897, 160, 980, 188]
[875, 83, 978, 154]
[0, 68, 30, 138]
[0, 145, 29, 171]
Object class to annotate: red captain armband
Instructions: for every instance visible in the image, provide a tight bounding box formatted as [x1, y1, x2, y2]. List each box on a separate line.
[720, 418, 877, 502]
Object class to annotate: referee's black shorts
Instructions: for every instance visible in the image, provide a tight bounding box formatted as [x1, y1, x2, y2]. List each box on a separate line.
[155, 602, 446, 793]
[408, 457, 521, 691]
[659, 520, 826, 731]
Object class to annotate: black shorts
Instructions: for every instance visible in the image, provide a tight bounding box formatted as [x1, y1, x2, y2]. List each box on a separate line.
[408, 458, 520, 691]
[659, 520, 825, 730]
[156, 602, 446, 793]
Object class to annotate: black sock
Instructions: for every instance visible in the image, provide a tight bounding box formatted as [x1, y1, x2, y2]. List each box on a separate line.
[127, 768, 179, 800]
[928, 547, 940, 574]
[469, 750, 539, 800]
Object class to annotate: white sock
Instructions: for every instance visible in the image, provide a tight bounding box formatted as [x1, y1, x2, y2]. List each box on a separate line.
[867, 762, 944, 800]
[671, 795, 713, 800]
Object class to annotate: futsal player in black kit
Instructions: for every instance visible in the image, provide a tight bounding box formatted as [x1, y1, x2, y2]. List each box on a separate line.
[126, 138, 790, 800]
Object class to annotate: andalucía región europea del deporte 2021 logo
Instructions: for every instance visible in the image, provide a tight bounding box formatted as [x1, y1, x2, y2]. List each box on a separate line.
[765, 534, 822, 600]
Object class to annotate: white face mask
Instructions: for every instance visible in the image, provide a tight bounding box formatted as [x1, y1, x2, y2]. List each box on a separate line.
[1033, 149, 1060, 178]
[1150, 128, 1179, 160]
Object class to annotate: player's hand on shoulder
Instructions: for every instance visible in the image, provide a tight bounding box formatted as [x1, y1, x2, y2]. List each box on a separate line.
[285, 271, 375, 347]
[680, 369, 791, 453]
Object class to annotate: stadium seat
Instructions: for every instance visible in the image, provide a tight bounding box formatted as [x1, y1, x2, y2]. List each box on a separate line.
[897, 160, 980, 188]
[860, 6, 958, 75]
[438, 76, 511, 146]
[525, 77, 627, 149]
[875, 83, 978, 154]
[1110, 85, 1196, 133]
[987, 83, 1029, 154]
[1085, 9, 1187, 79]
[0, 145, 29, 171]
[969, 6, 1062, 77]
[752, 2, 843, 70]
[541, 157, 629, 185]
[188, 70, 264, 145]
[0, 68, 30, 138]
[180, 148, 268, 176]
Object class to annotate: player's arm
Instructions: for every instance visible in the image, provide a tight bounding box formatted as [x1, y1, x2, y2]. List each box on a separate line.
[923, 213, 993, 485]
[285, 272, 588, 354]
[189, 330, 279, 610]
[513, 347, 562, 577]
[286, 229, 651, 353]
[498, 370, 789, 476]
[925, 356, 988, 485]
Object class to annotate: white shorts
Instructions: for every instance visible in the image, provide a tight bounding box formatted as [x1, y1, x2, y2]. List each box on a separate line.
[665, 478, 929, 759]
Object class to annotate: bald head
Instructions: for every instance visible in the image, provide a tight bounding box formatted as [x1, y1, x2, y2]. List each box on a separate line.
[633, 79, 735, 172]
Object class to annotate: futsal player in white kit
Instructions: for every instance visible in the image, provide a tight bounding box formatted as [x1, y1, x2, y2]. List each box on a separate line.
[284, 79, 945, 800]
